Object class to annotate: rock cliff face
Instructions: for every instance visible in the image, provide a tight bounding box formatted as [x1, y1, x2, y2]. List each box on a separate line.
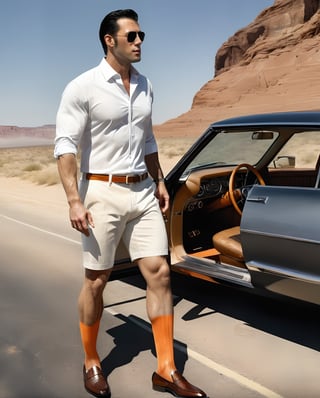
[215, 0, 320, 74]
[155, 0, 320, 137]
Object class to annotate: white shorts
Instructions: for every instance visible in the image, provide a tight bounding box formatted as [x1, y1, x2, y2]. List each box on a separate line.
[79, 177, 168, 270]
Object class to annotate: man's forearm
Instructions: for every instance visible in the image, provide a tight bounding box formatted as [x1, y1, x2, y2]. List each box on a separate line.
[57, 153, 81, 205]
[145, 152, 164, 182]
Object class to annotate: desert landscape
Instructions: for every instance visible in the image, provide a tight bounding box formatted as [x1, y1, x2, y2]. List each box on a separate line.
[1, 0, 320, 191]
[0, 136, 195, 188]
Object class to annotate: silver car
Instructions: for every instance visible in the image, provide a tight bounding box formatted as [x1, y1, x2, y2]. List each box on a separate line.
[160, 111, 320, 306]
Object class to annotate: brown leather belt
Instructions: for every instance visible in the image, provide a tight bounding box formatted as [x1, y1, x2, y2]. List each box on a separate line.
[86, 172, 148, 184]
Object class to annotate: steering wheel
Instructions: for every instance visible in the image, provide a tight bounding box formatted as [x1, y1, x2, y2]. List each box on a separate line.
[229, 163, 265, 215]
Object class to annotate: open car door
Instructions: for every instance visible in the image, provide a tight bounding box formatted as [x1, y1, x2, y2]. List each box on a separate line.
[240, 185, 320, 305]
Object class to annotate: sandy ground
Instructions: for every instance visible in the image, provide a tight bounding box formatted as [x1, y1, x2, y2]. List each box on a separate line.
[0, 176, 66, 206]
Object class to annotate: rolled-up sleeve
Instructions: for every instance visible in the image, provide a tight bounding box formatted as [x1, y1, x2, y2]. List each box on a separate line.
[54, 79, 88, 158]
[54, 136, 78, 158]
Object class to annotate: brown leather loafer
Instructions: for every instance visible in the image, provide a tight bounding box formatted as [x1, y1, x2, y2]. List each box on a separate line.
[152, 370, 208, 397]
[83, 365, 111, 397]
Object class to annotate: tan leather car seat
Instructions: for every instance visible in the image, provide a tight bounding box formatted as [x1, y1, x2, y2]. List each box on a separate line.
[212, 226, 245, 267]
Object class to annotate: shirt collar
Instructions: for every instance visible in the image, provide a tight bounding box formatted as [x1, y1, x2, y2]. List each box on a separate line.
[99, 58, 140, 83]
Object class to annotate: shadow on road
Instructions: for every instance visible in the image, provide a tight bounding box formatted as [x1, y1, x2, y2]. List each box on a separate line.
[116, 272, 320, 353]
[101, 312, 188, 377]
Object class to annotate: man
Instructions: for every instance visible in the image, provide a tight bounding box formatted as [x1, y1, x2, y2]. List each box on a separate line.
[54, 9, 207, 398]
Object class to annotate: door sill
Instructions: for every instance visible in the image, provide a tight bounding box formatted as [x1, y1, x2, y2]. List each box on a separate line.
[173, 255, 252, 288]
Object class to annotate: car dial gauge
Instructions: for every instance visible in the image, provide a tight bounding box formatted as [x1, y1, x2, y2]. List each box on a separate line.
[197, 185, 205, 197]
[208, 180, 222, 196]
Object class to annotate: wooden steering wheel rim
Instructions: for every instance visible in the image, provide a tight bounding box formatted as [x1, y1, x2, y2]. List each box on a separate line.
[229, 163, 265, 216]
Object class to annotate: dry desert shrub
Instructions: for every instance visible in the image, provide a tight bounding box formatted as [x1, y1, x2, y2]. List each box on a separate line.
[23, 163, 42, 172]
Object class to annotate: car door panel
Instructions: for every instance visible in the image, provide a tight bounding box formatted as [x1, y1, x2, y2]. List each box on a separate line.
[240, 185, 320, 303]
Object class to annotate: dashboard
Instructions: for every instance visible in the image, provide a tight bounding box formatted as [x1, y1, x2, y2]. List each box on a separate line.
[197, 176, 228, 198]
[185, 174, 246, 213]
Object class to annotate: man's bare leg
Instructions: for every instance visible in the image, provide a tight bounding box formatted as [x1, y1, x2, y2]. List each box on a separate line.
[78, 268, 111, 370]
[137, 256, 176, 380]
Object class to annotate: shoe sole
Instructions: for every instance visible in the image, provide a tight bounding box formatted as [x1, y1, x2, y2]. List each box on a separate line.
[153, 383, 181, 397]
[84, 386, 111, 398]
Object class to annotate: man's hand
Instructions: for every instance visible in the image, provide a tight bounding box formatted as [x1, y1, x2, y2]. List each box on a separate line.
[155, 182, 170, 213]
[56, 154, 94, 235]
[69, 200, 94, 236]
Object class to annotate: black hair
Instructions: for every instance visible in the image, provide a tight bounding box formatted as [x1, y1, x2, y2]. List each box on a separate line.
[99, 9, 139, 54]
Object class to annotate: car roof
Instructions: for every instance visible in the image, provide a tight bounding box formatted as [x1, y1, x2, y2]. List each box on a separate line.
[211, 111, 320, 129]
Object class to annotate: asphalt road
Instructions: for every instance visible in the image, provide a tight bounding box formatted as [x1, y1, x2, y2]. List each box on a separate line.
[1, 180, 319, 398]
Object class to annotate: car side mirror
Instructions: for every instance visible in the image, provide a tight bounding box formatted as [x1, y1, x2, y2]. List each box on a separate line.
[273, 155, 296, 168]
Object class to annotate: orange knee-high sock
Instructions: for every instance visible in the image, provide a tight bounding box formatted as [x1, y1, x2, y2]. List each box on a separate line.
[151, 314, 176, 380]
[79, 319, 101, 370]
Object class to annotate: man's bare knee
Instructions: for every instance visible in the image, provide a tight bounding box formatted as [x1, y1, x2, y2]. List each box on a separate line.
[84, 268, 111, 293]
[138, 256, 171, 288]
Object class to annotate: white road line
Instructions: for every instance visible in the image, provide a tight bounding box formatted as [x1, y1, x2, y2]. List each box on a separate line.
[0, 214, 80, 245]
[106, 307, 284, 398]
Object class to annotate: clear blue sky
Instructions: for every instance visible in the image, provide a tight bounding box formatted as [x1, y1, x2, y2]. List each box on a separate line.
[0, 0, 273, 127]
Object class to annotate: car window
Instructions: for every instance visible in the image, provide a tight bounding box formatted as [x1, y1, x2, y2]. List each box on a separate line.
[269, 131, 320, 169]
[184, 130, 278, 173]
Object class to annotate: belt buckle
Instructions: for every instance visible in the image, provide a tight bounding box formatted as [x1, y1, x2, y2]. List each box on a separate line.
[125, 175, 130, 184]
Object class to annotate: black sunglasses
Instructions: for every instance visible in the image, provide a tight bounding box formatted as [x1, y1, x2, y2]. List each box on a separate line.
[117, 31, 145, 43]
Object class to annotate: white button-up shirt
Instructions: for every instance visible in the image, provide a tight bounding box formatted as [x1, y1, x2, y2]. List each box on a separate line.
[54, 58, 158, 175]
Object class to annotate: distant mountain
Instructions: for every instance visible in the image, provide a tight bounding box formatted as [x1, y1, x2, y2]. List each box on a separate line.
[155, 0, 320, 138]
[0, 125, 55, 139]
